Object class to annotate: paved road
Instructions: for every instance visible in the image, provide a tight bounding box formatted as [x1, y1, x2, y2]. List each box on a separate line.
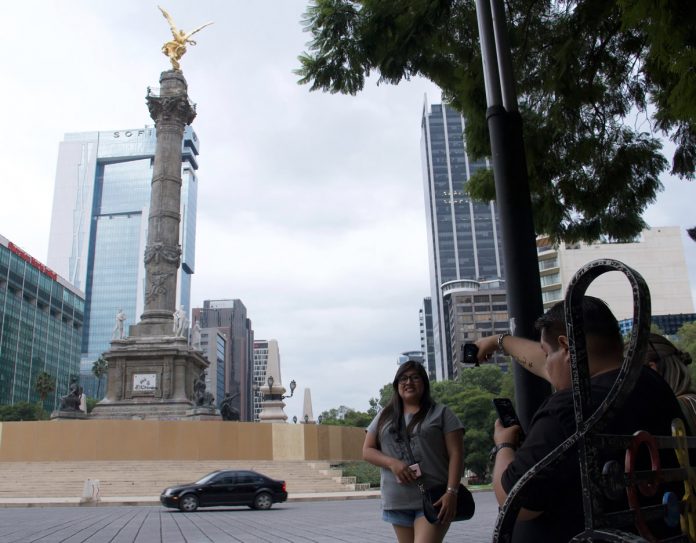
[0, 492, 498, 543]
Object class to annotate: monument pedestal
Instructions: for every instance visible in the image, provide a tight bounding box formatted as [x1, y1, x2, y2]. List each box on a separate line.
[185, 407, 221, 420]
[91, 332, 213, 420]
[50, 410, 88, 421]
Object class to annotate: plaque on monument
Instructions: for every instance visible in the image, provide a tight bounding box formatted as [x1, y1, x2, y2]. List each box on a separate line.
[133, 373, 157, 392]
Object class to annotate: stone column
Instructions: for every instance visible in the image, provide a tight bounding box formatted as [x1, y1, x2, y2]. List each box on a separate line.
[139, 70, 196, 334]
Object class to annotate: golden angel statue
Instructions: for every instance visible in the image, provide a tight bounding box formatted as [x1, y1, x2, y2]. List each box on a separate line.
[158, 6, 213, 70]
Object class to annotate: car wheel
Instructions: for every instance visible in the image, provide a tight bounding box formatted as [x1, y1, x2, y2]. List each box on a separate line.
[179, 494, 199, 512]
[253, 492, 273, 510]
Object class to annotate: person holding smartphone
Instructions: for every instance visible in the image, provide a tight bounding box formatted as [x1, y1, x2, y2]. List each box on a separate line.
[478, 297, 685, 542]
[363, 360, 464, 543]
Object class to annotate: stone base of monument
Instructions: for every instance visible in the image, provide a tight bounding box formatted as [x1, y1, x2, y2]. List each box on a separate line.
[50, 410, 88, 421]
[90, 332, 210, 421]
[185, 407, 221, 420]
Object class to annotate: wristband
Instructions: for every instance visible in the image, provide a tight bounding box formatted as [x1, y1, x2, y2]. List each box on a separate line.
[497, 332, 511, 354]
[446, 486, 458, 495]
[489, 442, 517, 462]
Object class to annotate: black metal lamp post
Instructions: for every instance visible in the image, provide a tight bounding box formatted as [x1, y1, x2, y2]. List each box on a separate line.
[304, 414, 309, 424]
[266, 376, 297, 400]
[293, 415, 297, 424]
[317, 415, 323, 424]
[474, 0, 551, 426]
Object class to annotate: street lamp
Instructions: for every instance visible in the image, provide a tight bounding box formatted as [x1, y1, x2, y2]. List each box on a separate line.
[304, 414, 309, 423]
[266, 376, 297, 399]
[317, 415, 323, 424]
[293, 415, 297, 424]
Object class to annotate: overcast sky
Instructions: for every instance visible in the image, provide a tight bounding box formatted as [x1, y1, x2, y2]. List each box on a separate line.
[1, 1, 694, 421]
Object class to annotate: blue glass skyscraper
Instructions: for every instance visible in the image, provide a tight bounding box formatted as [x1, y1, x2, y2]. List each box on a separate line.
[421, 100, 506, 380]
[47, 127, 199, 395]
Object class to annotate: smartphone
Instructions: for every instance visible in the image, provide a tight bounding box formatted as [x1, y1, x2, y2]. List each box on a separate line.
[409, 463, 422, 477]
[493, 398, 524, 438]
[462, 343, 479, 366]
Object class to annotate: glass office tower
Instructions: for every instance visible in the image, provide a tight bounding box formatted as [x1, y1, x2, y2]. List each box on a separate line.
[0, 234, 84, 410]
[421, 100, 506, 380]
[47, 127, 199, 395]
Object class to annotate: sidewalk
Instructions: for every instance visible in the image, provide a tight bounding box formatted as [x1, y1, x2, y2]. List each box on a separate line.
[0, 490, 383, 508]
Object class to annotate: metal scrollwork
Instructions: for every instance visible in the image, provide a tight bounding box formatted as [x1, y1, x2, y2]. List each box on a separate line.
[493, 259, 653, 543]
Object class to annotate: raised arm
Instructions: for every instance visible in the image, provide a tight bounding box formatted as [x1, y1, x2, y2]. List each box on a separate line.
[475, 334, 550, 382]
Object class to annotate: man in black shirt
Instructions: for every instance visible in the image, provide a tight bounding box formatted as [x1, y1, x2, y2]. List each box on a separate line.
[479, 297, 684, 542]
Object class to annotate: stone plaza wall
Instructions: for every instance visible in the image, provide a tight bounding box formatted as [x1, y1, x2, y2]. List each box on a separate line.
[0, 421, 364, 462]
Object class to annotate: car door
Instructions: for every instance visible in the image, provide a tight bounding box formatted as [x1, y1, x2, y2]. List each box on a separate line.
[234, 472, 259, 504]
[205, 473, 238, 506]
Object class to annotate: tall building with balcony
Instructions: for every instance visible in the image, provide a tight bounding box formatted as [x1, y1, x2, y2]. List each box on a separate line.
[421, 100, 506, 379]
[199, 328, 226, 408]
[419, 297, 436, 379]
[252, 339, 280, 422]
[46, 126, 199, 396]
[536, 227, 694, 320]
[0, 234, 84, 410]
[192, 299, 254, 420]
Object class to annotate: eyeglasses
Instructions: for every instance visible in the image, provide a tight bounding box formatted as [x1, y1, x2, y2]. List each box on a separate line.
[398, 374, 422, 385]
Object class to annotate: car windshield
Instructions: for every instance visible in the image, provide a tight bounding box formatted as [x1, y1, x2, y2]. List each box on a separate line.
[195, 472, 222, 485]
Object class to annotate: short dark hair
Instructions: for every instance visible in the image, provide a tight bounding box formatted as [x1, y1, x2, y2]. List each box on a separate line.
[535, 296, 623, 354]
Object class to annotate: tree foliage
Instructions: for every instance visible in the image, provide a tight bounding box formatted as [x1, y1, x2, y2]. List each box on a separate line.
[0, 402, 48, 421]
[297, 0, 696, 243]
[675, 320, 696, 383]
[92, 357, 108, 399]
[34, 371, 55, 403]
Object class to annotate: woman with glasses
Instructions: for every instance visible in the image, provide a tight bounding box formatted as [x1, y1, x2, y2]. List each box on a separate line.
[644, 333, 696, 434]
[363, 360, 464, 543]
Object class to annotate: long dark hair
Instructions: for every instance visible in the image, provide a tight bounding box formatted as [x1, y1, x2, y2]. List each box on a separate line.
[376, 360, 434, 442]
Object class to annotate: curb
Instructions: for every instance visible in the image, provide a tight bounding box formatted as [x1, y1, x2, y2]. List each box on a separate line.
[0, 491, 383, 509]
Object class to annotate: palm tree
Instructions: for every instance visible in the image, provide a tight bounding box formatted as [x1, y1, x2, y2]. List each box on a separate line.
[35, 371, 56, 408]
[92, 357, 108, 399]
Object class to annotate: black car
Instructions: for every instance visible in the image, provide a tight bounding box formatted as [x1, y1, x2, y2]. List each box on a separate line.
[160, 470, 288, 512]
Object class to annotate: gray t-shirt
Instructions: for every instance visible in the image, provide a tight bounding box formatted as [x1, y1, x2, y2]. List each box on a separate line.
[366, 403, 464, 510]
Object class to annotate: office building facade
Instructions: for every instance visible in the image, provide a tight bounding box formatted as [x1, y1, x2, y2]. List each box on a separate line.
[199, 328, 226, 407]
[421, 100, 506, 379]
[536, 227, 694, 320]
[0, 235, 84, 410]
[47, 126, 199, 395]
[252, 339, 280, 422]
[419, 297, 436, 379]
[192, 299, 254, 420]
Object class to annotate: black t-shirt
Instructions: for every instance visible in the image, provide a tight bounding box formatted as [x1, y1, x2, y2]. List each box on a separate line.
[501, 366, 684, 542]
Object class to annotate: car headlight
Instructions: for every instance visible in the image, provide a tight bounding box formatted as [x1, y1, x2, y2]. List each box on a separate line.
[163, 489, 174, 497]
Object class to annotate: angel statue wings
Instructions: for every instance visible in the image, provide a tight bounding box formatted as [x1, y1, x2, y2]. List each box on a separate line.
[158, 6, 213, 70]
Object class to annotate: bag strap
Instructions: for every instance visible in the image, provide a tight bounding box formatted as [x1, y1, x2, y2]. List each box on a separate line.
[400, 417, 428, 496]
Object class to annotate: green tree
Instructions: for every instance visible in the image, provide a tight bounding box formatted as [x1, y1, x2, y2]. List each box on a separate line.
[0, 401, 47, 421]
[675, 321, 696, 382]
[459, 364, 504, 395]
[377, 383, 393, 408]
[34, 371, 55, 407]
[92, 356, 108, 399]
[297, 0, 696, 243]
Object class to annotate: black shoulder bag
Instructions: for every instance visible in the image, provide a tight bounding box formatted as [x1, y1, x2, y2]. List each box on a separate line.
[400, 420, 475, 524]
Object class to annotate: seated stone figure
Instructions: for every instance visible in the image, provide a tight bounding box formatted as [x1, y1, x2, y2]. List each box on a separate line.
[59, 379, 83, 411]
[193, 371, 215, 407]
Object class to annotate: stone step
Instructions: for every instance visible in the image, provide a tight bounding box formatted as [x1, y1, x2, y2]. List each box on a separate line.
[0, 460, 362, 498]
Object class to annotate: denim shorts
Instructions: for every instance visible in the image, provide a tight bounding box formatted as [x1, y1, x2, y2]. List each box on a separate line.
[382, 508, 425, 527]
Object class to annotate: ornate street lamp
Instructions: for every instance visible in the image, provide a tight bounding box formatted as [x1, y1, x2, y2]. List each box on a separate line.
[292, 415, 297, 424]
[317, 415, 323, 424]
[266, 376, 297, 399]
